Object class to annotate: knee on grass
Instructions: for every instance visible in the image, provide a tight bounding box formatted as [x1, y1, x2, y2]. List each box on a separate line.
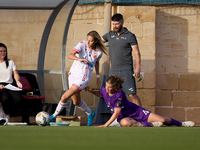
[120, 118, 141, 127]
[120, 119, 132, 127]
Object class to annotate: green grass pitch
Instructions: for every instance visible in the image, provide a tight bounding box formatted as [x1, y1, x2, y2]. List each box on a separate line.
[1, 126, 200, 150]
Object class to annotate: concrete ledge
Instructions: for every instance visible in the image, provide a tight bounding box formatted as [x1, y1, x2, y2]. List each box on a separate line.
[56, 116, 87, 126]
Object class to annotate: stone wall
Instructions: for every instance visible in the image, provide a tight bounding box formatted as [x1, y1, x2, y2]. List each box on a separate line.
[155, 6, 200, 123]
[0, 9, 51, 69]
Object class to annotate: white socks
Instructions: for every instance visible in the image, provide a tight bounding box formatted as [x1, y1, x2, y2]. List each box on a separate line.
[77, 99, 91, 116]
[52, 101, 68, 118]
[53, 99, 91, 117]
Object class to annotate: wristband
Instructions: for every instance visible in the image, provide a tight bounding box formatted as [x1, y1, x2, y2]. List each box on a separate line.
[96, 75, 100, 78]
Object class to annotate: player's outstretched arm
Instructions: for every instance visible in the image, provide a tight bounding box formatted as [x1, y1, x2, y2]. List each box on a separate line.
[84, 86, 102, 97]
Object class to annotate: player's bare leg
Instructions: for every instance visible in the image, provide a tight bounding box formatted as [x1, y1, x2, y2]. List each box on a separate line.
[60, 86, 79, 103]
[50, 86, 79, 121]
[128, 94, 142, 106]
[71, 92, 91, 116]
[71, 90, 95, 126]
[147, 113, 165, 123]
[120, 117, 143, 127]
[70, 92, 81, 105]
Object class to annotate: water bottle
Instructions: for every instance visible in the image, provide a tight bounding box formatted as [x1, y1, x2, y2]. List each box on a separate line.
[133, 71, 142, 82]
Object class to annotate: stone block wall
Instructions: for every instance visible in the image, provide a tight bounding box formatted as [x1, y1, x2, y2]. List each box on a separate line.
[0, 9, 51, 70]
[155, 6, 200, 123]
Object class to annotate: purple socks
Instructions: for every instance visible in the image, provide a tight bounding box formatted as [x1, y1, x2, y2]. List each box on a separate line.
[168, 118, 182, 126]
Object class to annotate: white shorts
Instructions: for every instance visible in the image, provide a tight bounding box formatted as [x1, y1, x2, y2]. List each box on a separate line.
[68, 74, 89, 91]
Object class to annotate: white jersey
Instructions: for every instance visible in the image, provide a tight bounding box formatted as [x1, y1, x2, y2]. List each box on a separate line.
[68, 41, 102, 90]
[0, 59, 17, 83]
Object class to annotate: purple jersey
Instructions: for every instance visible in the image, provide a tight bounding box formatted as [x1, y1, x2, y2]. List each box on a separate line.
[99, 87, 151, 124]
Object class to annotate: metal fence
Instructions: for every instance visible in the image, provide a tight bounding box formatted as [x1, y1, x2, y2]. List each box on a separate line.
[78, 0, 106, 4]
[78, 0, 200, 5]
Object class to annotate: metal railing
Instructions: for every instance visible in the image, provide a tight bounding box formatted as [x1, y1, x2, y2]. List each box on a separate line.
[78, 0, 200, 5]
[78, 0, 107, 4]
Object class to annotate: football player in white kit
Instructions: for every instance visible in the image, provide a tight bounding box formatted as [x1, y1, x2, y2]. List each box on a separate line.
[50, 31, 107, 126]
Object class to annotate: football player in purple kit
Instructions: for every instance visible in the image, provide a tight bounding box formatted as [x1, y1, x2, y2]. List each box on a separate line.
[85, 75, 195, 127]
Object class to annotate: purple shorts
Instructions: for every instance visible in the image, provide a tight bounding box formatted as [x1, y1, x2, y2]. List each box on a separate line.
[117, 107, 151, 125]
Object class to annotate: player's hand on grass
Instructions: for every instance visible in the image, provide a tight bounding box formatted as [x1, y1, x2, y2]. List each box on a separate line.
[98, 124, 107, 127]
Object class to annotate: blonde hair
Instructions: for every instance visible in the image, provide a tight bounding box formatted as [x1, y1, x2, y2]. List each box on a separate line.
[106, 75, 126, 92]
[87, 30, 107, 55]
